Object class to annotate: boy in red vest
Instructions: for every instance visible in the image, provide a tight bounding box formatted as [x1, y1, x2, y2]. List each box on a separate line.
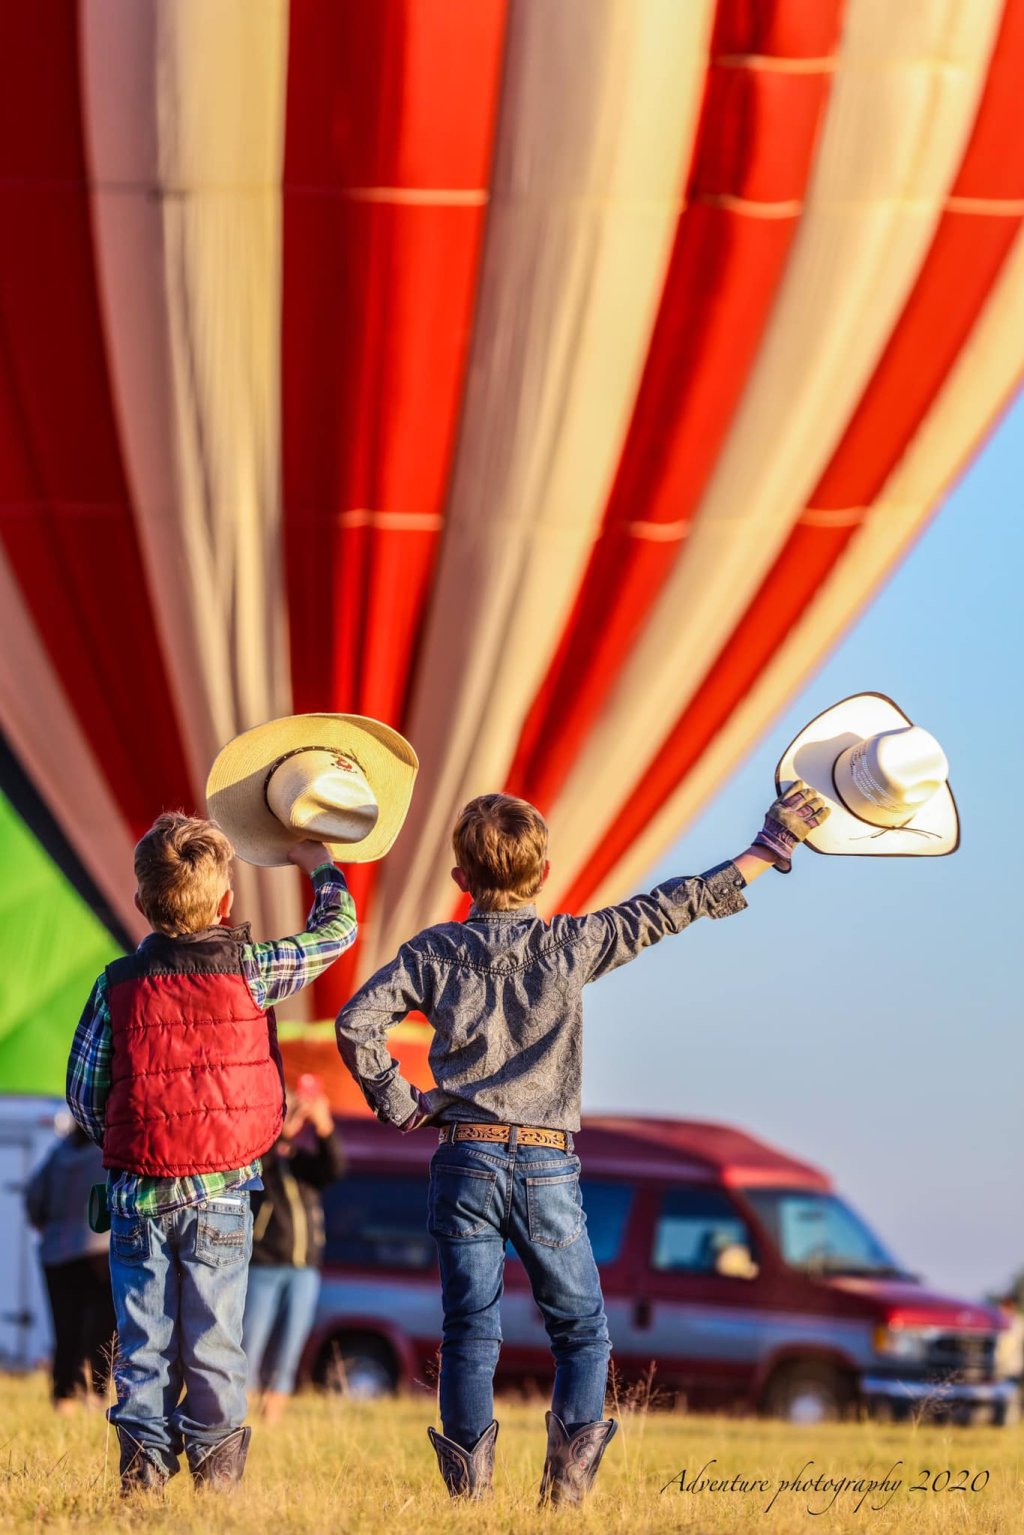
[67, 813, 355, 1493]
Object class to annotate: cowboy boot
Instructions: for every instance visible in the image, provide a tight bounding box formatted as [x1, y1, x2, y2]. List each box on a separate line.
[187, 1426, 252, 1489]
[427, 1419, 498, 1499]
[115, 1426, 168, 1495]
[538, 1411, 617, 1506]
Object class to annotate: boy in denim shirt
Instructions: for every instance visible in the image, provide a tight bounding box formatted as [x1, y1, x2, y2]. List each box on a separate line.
[68, 814, 355, 1493]
[335, 784, 827, 1503]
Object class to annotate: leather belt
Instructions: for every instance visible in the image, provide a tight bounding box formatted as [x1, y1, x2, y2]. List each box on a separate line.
[438, 1122, 569, 1151]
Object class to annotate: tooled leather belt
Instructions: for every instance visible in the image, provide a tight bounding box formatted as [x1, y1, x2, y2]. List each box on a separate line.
[438, 1122, 569, 1151]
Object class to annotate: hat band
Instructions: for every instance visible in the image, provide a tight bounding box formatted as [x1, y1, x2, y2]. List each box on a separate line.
[830, 750, 915, 830]
[262, 743, 366, 814]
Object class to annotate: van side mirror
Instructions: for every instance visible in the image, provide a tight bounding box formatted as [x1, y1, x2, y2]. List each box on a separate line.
[715, 1243, 759, 1280]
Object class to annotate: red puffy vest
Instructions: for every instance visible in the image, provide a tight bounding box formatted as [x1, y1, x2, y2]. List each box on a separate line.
[102, 925, 285, 1177]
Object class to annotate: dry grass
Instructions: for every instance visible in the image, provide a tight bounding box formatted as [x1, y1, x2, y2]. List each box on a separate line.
[0, 1374, 1020, 1534]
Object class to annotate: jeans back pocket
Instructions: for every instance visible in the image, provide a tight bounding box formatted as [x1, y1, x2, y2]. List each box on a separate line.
[428, 1163, 499, 1239]
[525, 1167, 584, 1249]
[195, 1196, 251, 1268]
[111, 1214, 150, 1266]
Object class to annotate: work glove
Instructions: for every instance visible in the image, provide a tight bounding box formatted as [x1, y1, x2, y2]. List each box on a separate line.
[753, 780, 831, 873]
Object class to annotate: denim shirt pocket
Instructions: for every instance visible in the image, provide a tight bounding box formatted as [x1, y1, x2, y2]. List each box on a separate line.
[428, 1163, 499, 1239]
[525, 1162, 584, 1249]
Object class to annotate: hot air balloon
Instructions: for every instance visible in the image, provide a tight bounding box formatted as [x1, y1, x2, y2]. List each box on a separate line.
[1, 0, 1023, 1102]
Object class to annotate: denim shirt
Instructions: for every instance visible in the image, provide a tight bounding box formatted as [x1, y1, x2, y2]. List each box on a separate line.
[335, 862, 748, 1132]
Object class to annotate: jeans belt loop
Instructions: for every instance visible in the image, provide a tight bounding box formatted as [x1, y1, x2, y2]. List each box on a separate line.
[508, 1124, 519, 1151]
[566, 1130, 574, 1155]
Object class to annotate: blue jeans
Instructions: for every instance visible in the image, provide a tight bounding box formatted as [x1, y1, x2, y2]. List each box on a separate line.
[428, 1139, 611, 1449]
[243, 1265, 321, 1394]
[107, 1193, 252, 1476]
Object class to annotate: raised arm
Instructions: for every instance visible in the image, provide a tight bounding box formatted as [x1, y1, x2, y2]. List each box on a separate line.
[575, 862, 750, 982]
[577, 780, 829, 981]
[243, 847, 358, 1009]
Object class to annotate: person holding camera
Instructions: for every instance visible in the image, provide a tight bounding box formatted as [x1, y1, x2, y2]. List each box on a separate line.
[242, 1079, 344, 1423]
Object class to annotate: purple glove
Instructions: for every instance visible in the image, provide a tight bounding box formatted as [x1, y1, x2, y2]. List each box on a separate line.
[754, 780, 831, 873]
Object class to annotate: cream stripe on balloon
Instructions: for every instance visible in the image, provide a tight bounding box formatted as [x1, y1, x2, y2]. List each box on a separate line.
[573, 219, 1024, 912]
[544, 0, 1004, 899]
[365, 0, 716, 977]
[0, 550, 146, 943]
[81, 0, 303, 950]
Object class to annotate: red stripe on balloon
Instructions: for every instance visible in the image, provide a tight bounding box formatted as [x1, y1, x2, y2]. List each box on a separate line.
[507, 0, 845, 814]
[555, 0, 1024, 913]
[810, 0, 1024, 509]
[0, 5, 194, 837]
[281, 0, 507, 1012]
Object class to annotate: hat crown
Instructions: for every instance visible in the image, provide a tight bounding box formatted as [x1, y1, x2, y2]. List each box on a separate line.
[266, 749, 379, 844]
[833, 725, 948, 828]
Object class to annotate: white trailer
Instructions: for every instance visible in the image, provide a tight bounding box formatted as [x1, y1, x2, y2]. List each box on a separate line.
[0, 1096, 65, 1370]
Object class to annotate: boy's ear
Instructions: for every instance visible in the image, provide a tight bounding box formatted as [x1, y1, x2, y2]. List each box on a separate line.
[217, 887, 235, 922]
[451, 866, 470, 894]
[133, 890, 144, 917]
[539, 858, 551, 889]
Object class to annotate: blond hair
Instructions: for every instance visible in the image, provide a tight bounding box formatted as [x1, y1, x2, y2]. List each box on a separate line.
[452, 794, 549, 911]
[134, 813, 234, 936]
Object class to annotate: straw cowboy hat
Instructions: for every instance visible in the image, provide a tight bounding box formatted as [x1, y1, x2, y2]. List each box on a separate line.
[206, 714, 418, 867]
[776, 693, 959, 858]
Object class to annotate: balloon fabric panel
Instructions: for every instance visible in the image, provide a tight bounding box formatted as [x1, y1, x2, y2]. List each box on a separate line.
[0, 792, 118, 1096]
[282, 0, 507, 1013]
[0, 0, 1020, 1043]
[509, 5, 843, 813]
[0, 6, 193, 838]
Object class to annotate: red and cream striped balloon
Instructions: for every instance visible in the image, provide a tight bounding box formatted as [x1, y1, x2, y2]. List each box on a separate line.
[1, 0, 1022, 1026]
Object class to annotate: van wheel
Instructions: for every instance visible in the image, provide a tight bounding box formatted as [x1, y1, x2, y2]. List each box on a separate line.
[315, 1333, 398, 1399]
[762, 1363, 850, 1424]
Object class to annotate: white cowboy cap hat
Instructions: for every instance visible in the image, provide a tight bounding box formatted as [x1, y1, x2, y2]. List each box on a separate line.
[206, 714, 418, 867]
[776, 694, 959, 858]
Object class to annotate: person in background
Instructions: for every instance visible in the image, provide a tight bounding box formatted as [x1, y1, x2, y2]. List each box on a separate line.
[994, 1292, 1024, 1424]
[243, 1077, 344, 1423]
[25, 1120, 116, 1413]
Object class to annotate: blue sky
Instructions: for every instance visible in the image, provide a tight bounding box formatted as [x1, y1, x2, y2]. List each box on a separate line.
[581, 388, 1024, 1304]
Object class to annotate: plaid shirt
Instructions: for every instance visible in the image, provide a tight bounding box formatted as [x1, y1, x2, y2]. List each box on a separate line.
[67, 864, 355, 1219]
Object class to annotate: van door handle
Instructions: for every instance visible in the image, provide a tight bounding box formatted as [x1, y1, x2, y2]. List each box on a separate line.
[633, 1299, 652, 1331]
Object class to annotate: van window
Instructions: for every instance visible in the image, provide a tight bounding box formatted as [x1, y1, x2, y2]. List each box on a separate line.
[581, 1180, 633, 1266]
[651, 1187, 753, 1273]
[322, 1175, 434, 1271]
[745, 1189, 906, 1276]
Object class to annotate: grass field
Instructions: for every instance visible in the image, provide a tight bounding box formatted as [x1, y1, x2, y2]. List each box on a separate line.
[0, 1375, 1020, 1534]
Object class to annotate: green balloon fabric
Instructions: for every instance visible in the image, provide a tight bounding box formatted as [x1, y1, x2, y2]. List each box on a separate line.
[0, 794, 119, 1095]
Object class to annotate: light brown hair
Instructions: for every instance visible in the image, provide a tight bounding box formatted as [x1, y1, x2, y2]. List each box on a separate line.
[452, 793, 549, 911]
[134, 812, 234, 936]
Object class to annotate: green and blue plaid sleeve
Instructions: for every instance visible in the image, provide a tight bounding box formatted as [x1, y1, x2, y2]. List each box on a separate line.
[66, 972, 112, 1146]
[242, 864, 357, 1010]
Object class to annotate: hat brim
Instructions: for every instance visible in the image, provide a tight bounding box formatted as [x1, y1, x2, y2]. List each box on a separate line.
[206, 714, 419, 868]
[776, 693, 959, 858]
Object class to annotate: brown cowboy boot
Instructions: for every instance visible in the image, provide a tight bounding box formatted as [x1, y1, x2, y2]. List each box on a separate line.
[538, 1411, 617, 1506]
[187, 1426, 252, 1489]
[427, 1419, 498, 1499]
[115, 1426, 169, 1495]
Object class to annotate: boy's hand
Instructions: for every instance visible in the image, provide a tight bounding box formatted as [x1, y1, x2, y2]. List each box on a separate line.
[287, 840, 335, 876]
[398, 1089, 439, 1135]
[753, 781, 831, 873]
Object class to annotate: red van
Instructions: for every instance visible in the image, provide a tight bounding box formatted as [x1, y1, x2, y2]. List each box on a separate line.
[305, 1115, 1011, 1424]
